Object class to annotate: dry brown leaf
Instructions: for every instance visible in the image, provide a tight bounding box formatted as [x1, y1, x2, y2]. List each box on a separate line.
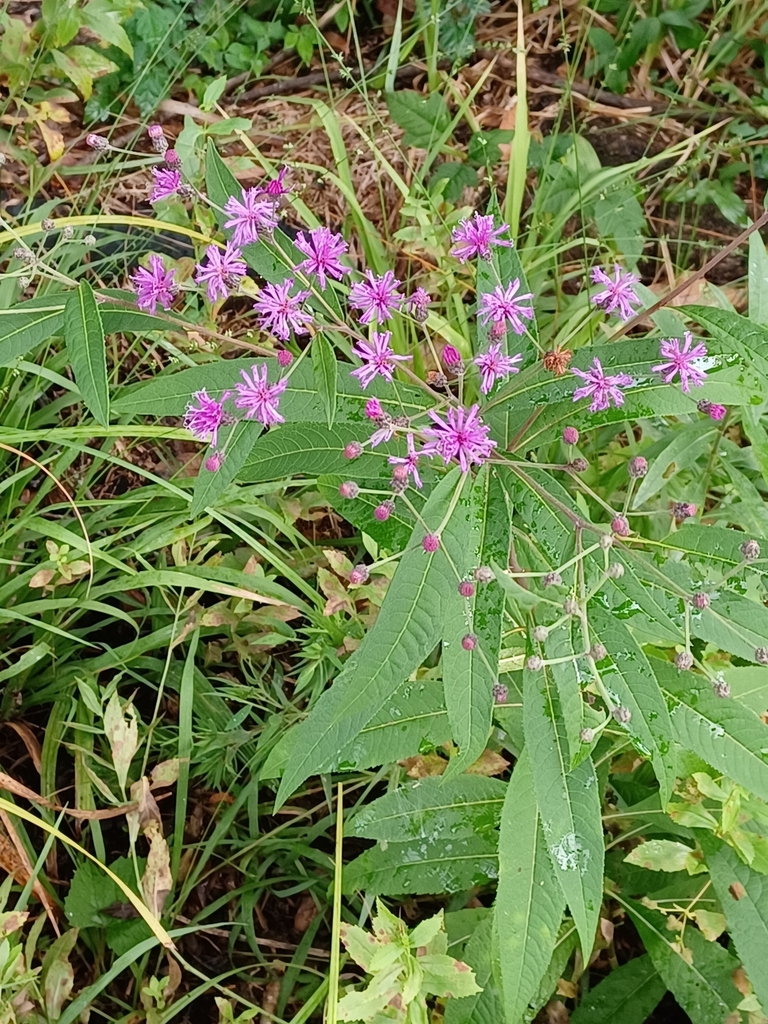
[556, 979, 577, 999]
[142, 821, 172, 918]
[294, 894, 318, 933]
[4, 722, 42, 772]
[399, 754, 447, 778]
[467, 750, 510, 776]
[0, 812, 59, 932]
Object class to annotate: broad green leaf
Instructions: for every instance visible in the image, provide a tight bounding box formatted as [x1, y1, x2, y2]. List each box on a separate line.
[496, 750, 565, 1024]
[749, 230, 768, 326]
[523, 663, 604, 956]
[100, 307, 170, 335]
[701, 834, 768, 1013]
[343, 833, 498, 896]
[262, 678, 451, 778]
[275, 469, 469, 805]
[311, 334, 337, 428]
[523, 923, 578, 1024]
[238, 423, 393, 484]
[694, 591, 768, 664]
[626, 899, 741, 1024]
[349, 776, 505, 843]
[0, 296, 65, 365]
[720, 666, 768, 716]
[189, 419, 263, 517]
[445, 915, 503, 1024]
[113, 358, 431, 421]
[632, 420, 718, 507]
[624, 840, 698, 873]
[443, 468, 509, 776]
[570, 954, 665, 1024]
[596, 550, 682, 647]
[684, 305, 768, 380]
[64, 281, 109, 425]
[385, 90, 450, 148]
[589, 607, 677, 806]
[653, 659, 768, 803]
[319, 474, 418, 550]
[506, 468, 578, 577]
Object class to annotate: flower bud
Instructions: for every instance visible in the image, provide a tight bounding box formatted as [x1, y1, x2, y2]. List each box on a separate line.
[18, 276, 31, 290]
[277, 349, 293, 367]
[391, 464, 408, 482]
[391, 474, 408, 494]
[611, 516, 630, 537]
[526, 656, 543, 671]
[458, 581, 475, 598]
[41, 218, 56, 232]
[672, 501, 697, 521]
[338, 481, 359, 499]
[570, 457, 589, 473]
[590, 643, 607, 662]
[374, 500, 395, 521]
[579, 728, 594, 743]
[532, 625, 548, 642]
[344, 442, 362, 460]
[563, 597, 579, 616]
[708, 404, 727, 421]
[607, 563, 624, 579]
[692, 592, 709, 610]
[612, 706, 632, 725]
[543, 571, 562, 588]
[349, 564, 369, 585]
[599, 533, 613, 551]
[204, 452, 225, 472]
[365, 398, 383, 420]
[474, 565, 494, 584]
[62, 226, 74, 240]
[675, 650, 694, 670]
[628, 456, 647, 478]
[562, 426, 579, 445]
[442, 344, 462, 367]
[492, 682, 508, 703]
[148, 124, 168, 153]
[84, 234, 96, 246]
[697, 399, 712, 415]
[13, 247, 33, 263]
[86, 133, 110, 150]
[741, 539, 760, 562]
[165, 149, 180, 167]
[461, 633, 477, 650]
[755, 647, 768, 666]
[423, 534, 440, 552]
[712, 678, 731, 699]
[490, 320, 506, 340]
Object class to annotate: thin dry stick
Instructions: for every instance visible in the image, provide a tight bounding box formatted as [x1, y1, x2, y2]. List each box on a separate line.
[609, 207, 768, 342]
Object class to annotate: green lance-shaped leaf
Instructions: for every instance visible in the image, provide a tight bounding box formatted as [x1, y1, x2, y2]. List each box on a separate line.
[505, 467, 579, 578]
[701, 834, 768, 1013]
[595, 549, 683, 647]
[523, 662, 604, 957]
[349, 776, 506, 843]
[445, 915, 504, 1024]
[343, 833, 498, 896]
[694, 591, 768, 665]
[653, 658, 768, 803]
[496, 749, 565, 1024]
[443, 468, 510, 776]
[0, 295, 65, 365]
[64, 281, 109, 426]
[632, 420, 719, 507]
[275, 468, 470, 805]
[570, 954, 666, 1024]
[238, 423, 393, 484]
[189, 420, 263, 518]
[749, 229, 768, 326]
[625, 898, 741, 1024]
[311, 334, 337, 428]
[544, 621, 584, 769]
[684, 304, 768, 380]
[113, 358, 431, 421]
[590, 607, 677, 807]
[262, 677, 451, 779]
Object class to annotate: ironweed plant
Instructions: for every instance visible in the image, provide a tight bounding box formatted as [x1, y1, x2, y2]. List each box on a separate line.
[5, 121, 768, 1023]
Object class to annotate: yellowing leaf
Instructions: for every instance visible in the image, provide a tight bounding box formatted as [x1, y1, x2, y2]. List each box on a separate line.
[141, 821, 172, 918]
[104, 692, 139, 792]
[38, 121, 65, 161]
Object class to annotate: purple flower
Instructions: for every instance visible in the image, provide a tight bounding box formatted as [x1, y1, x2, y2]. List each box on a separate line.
[184, 389, 230, 447]
[264, 166, 292, 197]
[478, 281, 534, 335]
[422, 404, 497, 472]
[234, 364, 288, 426]
[443, 344, 462, 368]
[451, 213, 512, 262]
[406, 287, 431, 321]
[350, 330, 411, 389]
[349, 270, 404, 324]
[253, 278, 313, 340]
[224, 188, 278, 247]
[388, 434, 424, 489]
[294, 227, 350, 289]
[150, 167, 181, 203]
[572, 357, 633, 412]
[368, 418, 397, 448]
[591, 265, 641, 321]
[195, 242, 247, 302]
[651, 332, 708, 392]
[132, 255, 177, 313]
[474, 342, 522, 394]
